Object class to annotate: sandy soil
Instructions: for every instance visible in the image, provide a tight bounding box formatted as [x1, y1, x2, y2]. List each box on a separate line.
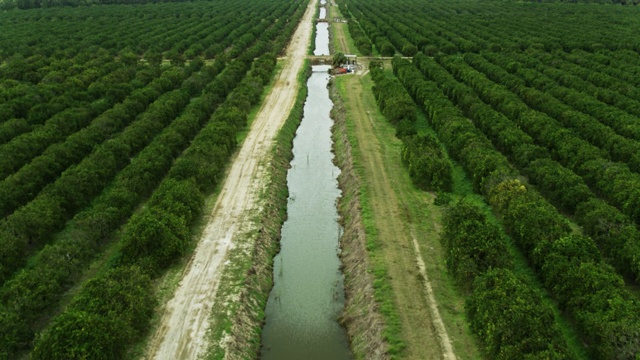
[341, 74, 456, 360]
[144, 1, 316, 358]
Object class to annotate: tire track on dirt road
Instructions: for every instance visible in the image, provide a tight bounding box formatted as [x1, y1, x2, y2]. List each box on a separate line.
[145, 0, 316, 358]
[342, 74, 456, 360]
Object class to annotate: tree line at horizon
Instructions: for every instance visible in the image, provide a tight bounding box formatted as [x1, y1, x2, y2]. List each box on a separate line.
[2, 0, 190, 11]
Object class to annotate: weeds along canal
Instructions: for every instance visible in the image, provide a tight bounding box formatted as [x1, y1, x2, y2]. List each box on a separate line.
[259, 4, 352, 357]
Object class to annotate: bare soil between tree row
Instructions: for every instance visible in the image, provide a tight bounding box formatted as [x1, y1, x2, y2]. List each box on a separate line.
[144, 1, 317, 358]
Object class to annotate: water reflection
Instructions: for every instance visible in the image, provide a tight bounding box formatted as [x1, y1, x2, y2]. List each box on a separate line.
[259, 66, 352, 360]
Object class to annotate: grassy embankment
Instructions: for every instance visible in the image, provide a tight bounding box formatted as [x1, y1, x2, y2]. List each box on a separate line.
[308, 1, 319, 55]
[328, 7, 480, 359]
[331, 73, 480, 359]
[201, 61, 311, 360]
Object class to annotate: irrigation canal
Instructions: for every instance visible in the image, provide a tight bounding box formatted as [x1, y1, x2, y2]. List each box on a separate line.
[259, 1, 352, 358]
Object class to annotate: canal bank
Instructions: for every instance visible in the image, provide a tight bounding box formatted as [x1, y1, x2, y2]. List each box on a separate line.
[329, 81, 389, 360]
[217, 63, 312, 360]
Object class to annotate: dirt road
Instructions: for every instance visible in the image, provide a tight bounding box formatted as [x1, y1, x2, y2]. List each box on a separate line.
[340, 74, 456, 360]
[332, 18, 350, 54]
[145, 1, 316, 358]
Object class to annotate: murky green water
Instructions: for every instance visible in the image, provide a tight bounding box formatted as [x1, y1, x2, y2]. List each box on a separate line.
[259, 65, 352, 360]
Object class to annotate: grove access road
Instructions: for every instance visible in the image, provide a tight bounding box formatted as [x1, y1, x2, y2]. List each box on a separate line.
[145, 0, 316, 358]
[330, 2, 460, 355]
[339, 74, 456, 360]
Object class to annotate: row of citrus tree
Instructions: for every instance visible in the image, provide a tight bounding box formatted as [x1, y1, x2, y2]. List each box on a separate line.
[339, 0, 640, 357]
[446, 52, 640, 279]
[393, 55, 640, 360]
[0, 0, 308, 357]
[339, 0, 640, 56]
[369, 62, 575, 358]
[341, 0, 640, 282]
[0, 0, 289, 61]
[403, 51, 640, 283]
[0, 0, 302, 285]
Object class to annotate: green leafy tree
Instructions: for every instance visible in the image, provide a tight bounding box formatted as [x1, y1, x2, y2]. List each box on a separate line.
[32, 310, 130, 360]
[333, 52, 347, 67]
[467, 269, 570, 359]
[71, 266, 156, 335]
[166, 50, 186, 67]
[144, 49, 163, 67]
[442, 200, 512, 290]
[401, 44, 418, 57]
[401, 134, 453, 192]
[118, 48, 138, 66]
[379, 42, 395, 57]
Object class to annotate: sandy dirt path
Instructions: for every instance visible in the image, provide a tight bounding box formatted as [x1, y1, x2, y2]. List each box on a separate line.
[341, 74, 456, 360]
[333, 18, 350, 55]
[145, 1, 316, 358]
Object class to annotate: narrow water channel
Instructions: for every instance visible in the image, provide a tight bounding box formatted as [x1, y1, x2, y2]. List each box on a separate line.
[315, 2, 329, 56]
[259, 8, 352, 356]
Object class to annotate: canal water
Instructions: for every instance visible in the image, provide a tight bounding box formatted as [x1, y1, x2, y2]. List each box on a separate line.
[315, 3, 329, 56]
[259, 17, 352, 358]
